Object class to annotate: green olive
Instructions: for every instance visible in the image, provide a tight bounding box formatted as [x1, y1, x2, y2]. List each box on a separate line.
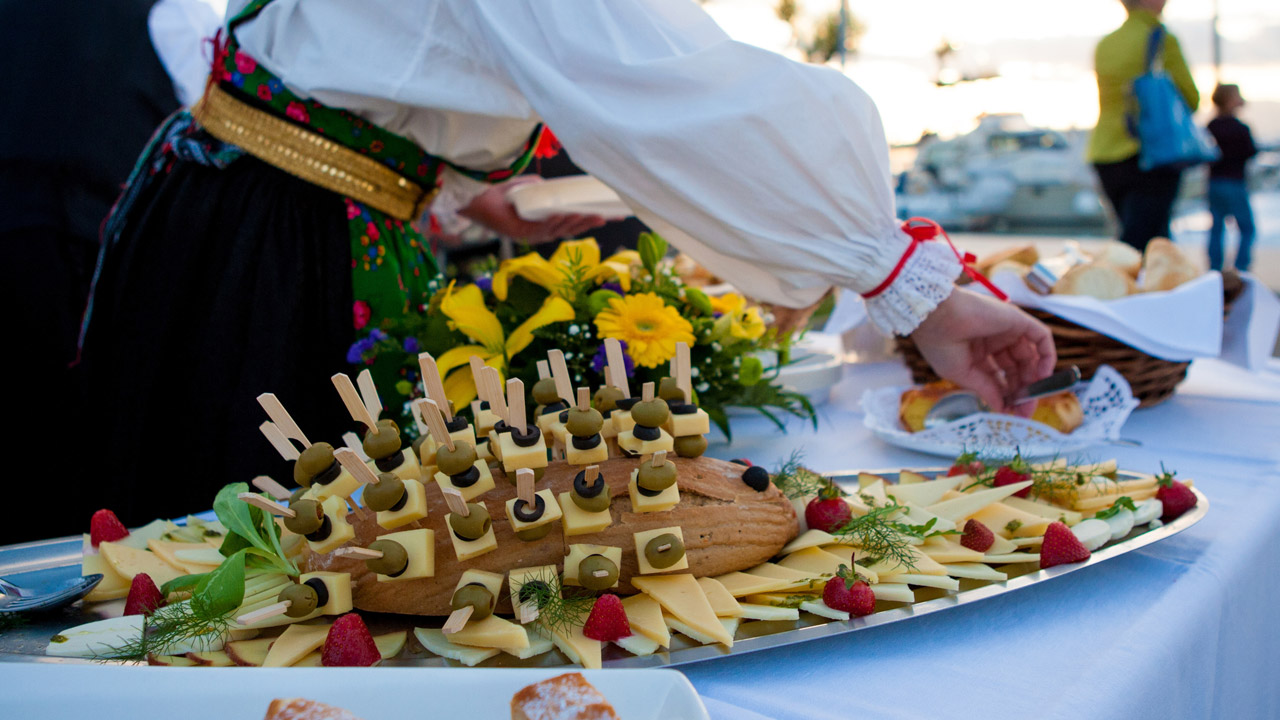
[289, 486, 310, 505]
[451, 583, 495, 621]
[283, 499, 323, 535]
[362, 419, 403, 460]
[571, 488, 611, 513]
[644, 533, 685, 569]
[294, 442, 335, 485]
[578, 554, 619, 591]
[365, 539, 409, 576]
[362, 473, 406, 512]
[673, 434, 708, 458]
[449, 504, 491, 541]
[593, 386, 625, 413]
[532, 378, 562, 406]
[658, 377, 685, 402]
[278, 583, 319, 617]
[412, 432, 433, 459]
[515, 523, 553, 542]
[435, 441, 478, 476]
[637, 460, 677, 492]
[565, 407, 604, 437]
[630, 398, 670, 428]
[506, 466, 545, 485]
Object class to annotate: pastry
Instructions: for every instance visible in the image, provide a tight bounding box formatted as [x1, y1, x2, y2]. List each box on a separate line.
[1030, 391, 1084, 434]
[264, 699, 364, 720]
[510, 672, 619, 720]
[1052, 263, 1135, 300]
[1141, 237, 1199, 292]
[975, 244, 1038, 275]
[898, 380, 961, 433]
[302, 455, 796, 616]
[1089, 240, 1143, 277]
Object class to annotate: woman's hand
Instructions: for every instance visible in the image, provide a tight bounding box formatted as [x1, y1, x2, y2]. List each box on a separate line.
[910, 287, 1056, 412]
[460, 178, 607, 244]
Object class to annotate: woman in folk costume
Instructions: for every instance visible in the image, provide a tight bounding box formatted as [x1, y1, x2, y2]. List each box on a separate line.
[81, 0, 1054, 525]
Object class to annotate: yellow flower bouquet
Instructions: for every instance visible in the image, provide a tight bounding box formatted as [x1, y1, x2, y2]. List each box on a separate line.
[348, 233, 816, 439]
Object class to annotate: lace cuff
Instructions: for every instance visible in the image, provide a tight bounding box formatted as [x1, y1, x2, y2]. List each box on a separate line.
[864, 241, 961, 335]
[428, 169, 490, 236]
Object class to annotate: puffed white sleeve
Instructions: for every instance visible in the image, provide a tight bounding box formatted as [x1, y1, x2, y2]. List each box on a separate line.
[460, 0, 960, 333]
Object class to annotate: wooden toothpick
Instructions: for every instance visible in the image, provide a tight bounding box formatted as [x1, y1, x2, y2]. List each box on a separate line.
[256, 394, 311, 448]
[484, 366, 508, 422]
[656, 542, 672, 552]
[592, 570, 611, 578]
[652, 450, 667, 468]
[642, 381, 655, 403]
[334, 447, 380, 485]
[468, 356, 490, 403]
[676, 341, 692, 403]
[236, 601, 291, 625]
[356, 369, 383, 424]
[418, 352, 453, 421]
[516, 468, 536, 506]
[252, 476, 292, 501]
[259, 422, 301, 462]
[516, 601, 539, 625]
[442, 486, 469, 517]
[238, 492, 295, 518]
[576, 387, 590, 412]
[418, 398, 455, 451]
[548, 350, 574, 404]
[332, 546, 383, 559]
[604, 339, 631, 398]
[332, 373, 379, 430]
[586, 465, 601, 484]
[342, 431, 369, 460]
[536, 360, 551, 380]
[442, 605, 474, 634]
[507, 378, 527, 433]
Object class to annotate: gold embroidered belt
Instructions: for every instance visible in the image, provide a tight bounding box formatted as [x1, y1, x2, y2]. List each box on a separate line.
[192, 84, 437, 221]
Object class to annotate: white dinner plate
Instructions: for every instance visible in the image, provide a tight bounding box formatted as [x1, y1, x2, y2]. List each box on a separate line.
[507, 176, 632, 221]
[2, 664, 708, 720]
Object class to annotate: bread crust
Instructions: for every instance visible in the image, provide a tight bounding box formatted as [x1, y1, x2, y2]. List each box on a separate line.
[301, 456, 797, 616]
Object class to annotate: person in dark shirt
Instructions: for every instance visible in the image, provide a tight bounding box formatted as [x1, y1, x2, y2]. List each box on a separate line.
[1205, 84, 1258, 271]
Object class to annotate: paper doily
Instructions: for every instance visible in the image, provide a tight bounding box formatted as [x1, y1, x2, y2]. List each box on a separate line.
[860, 365, 1139, 459]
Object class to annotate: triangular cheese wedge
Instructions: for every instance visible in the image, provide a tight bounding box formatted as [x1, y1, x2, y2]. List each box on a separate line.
[550, 623, 602, 669]
[632, 574, 733, 647]
[859, 546, 947, 576]
[870, 583, 915, 603]
[874, 573, 960, 591]
[968, 502, 1051, 538]
[712, 572, 794, 598]
[777, 547, 850, 577]
[744, 592, 817, 607]
[373, 631, 407, 659]
[696, 577, 743, 618]
[927, 482, 1033, 522]
[414, 628, 498, 667]
[781, 529, 838, 555]
[886, 475, 963, 508]
[738, 603, 801, 621]
[742, 563, 825, 592]
[146, 539, 206, 572]
[664, 614, 741, 645]
[446, 615, 530, 651]
[621, 592, 671, 647]
[896, 504, 957, 534]
[986, 533, 1018, 555]
[920, 537, 985, 563]
[503, 632, 554, 660]
[614, 632, 661, 657]
[262, 623, 331, 667]
[1003, 497, 1082, 526]
[943, 563, 1008, 581]
[98, 541, 185, 585]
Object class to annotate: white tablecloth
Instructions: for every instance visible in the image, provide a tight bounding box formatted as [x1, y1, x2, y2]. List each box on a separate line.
[690, 358, 1280, 720]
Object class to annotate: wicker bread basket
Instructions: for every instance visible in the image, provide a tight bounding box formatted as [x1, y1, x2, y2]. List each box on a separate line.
[895, 271, 1243, 408]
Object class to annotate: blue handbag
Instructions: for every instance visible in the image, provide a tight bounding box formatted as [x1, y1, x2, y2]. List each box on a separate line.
[1131, 25, 1219, 171]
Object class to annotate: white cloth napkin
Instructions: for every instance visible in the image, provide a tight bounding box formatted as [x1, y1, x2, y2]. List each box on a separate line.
[987, 271, 1224, 361]
[1220, 273, 1280, 372]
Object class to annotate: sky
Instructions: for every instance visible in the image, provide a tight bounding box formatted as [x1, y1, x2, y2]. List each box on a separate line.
[702, 0, 1280, 145]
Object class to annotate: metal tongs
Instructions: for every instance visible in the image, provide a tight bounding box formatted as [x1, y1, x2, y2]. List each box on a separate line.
[922, 366, 1082, 430]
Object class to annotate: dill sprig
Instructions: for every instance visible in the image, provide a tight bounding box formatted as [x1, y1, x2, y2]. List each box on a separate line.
[517, 568, 595, 637]
[831, 500, 919, 572]
[771, 450, 828, 500]
[92, 601, 233, 661]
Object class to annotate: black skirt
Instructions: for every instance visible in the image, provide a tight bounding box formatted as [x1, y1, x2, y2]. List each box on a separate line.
[77, 155, 357, 528]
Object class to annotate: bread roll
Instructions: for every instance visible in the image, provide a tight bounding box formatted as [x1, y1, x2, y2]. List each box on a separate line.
[899, 381, 961, 432]
[1089, 241, 1142, 277]
[976, 244, 1038, 275]
[1031, 392, 1084, 433]
[1141, 238, 1199, 292]
[301, 456, 796, 616]
[988, 260, 1032, 278]
[1052, 263, 1135, 300]
[512, 673, 618, 720]
[264, 699, 364, 720]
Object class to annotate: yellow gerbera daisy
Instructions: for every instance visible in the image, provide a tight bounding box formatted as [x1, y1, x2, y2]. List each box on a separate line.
[594, 293, 695, 368]
[708, 293, 767, 341]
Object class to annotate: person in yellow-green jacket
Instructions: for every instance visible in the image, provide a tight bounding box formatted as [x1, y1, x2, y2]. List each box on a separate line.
[1088, 0, 1199, 251]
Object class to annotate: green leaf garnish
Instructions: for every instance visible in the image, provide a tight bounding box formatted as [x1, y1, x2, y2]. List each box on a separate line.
[831, 500, 919, 572]
[1095, 496, 1138, 519]
[770, 450, 828, 500]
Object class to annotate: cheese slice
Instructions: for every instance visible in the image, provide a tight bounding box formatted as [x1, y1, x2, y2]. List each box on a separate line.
[896, 470, 930, 485]
[744, 592, 816, 607]
[695, 577, 743, 618]
[781, 529, 839, 554]
[886, 475, 963, 507]
[506, 565, 559, 612]
[631, 574, 733, 647]
[927, 482, 1033, 522]
[414, 628, 499, 667]
[292, 652, 323, 667]
[262, 623, 332, 667]
[1012, 536, 1044, 548]
[986, 533, 1018, 555]
[875, 573, 960, 591]
[857, 477, 889, 506]
[373, 631, 407, 659]
[98, 541, 185, 585]
[942, 563, 1008, 581]
[1003, 497, 1082, 526]
[919, 538, 985, 564]
[81, 552, 130, 602]
[620, 592, 670, 647]
[799, 600, 849, 621]
[737, 603, 801, 622]
[614, 632, 661, 657]
[557, 491, 612, 536]
[145, 539, 207, 574]
[503, 631, 555, 660]
[664, 614, 741, 645]
[968, 503, 1051, 539]
[373, 528, 434, 582]
[549, 623, 603, 669]
[859, 546, 947, 577]
[870, 583, 915, 603]
[896, 503, 957, 534]
[712, 572, 793, 598]
[446, 615, 530, 651]
[743, 563, 826, 592]
[983, 552, 1041, 564]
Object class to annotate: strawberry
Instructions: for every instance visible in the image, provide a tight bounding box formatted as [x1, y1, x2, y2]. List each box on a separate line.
[1155, 467, 1197, 522]
[89, 509, 129, 547]
[582, 593, 632, 642]
[804, 484, 851, 533]
[322, 613, 381, 667]
[992, 454, 1032, 498]
[822, 565, 875, 616]
[1039, 521, 1091, 569]
[960, 519, 995, 553]
[122, 573, 166, 616]
[946, 452, 985, 478]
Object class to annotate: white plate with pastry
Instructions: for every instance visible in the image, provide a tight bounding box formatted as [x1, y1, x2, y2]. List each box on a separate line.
[860, 365, 1139, 459]
[507, 176, 632, 221]
[2, 665, 709, 720]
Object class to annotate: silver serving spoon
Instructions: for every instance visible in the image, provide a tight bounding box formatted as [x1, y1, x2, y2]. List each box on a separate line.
[0, 574, 103, 613]
[923, 366, 1083, 430]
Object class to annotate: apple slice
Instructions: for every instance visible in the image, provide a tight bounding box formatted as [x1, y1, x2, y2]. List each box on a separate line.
[147, 653, 197, 666]
[225, 637, 274, 666]
[373, 631, 407, 660]
[185, 650, 235, 666]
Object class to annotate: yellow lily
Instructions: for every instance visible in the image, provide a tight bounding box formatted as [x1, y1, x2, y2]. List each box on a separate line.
[708, 292, 767, 341]
[491, 238, 639, 302]
[434, 281, 575, 410]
